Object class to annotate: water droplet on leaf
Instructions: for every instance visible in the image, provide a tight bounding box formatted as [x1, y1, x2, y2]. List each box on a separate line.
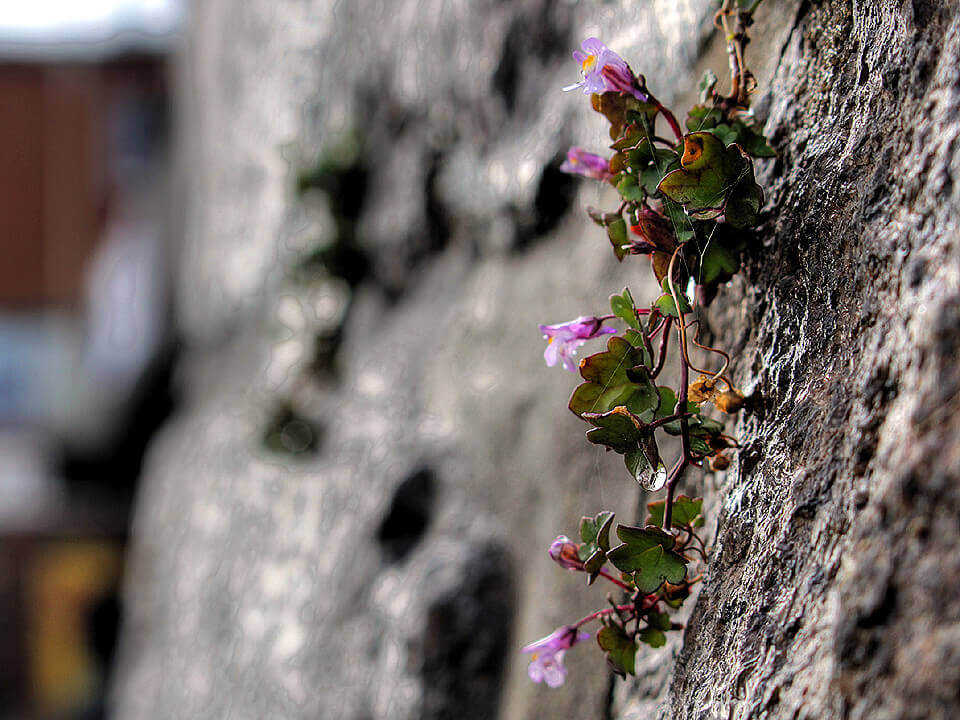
[636, 461, 668, 491]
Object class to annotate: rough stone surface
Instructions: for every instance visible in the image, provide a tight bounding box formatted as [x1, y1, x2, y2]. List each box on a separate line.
[618, 1, 960, 719]
[112, 1, 960, 719]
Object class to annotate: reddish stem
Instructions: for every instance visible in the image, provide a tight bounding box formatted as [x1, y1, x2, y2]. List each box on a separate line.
[647, 411, 693, 431]
[598, 567, 633, 591]
[598, 309, 651, 323]
[663, 326, 692, 530]
[652, 99, 684, 142]
[651, 317, 672, 378]
[573, 604, 637, 628]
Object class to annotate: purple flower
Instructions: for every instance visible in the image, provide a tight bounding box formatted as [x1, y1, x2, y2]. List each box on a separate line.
[549, 535, 586, 571]
[559, 147, 613, 182]
[521, 625, 591, 688]
[539, 316, 616, 373]
[563, 38, 648, 102]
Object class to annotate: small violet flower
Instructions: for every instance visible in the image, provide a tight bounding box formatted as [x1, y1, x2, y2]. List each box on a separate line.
[564, 37, 648, 102]
[539, 316, 616, 373]
[559, 147, 613, 182]
[549, 535, 586, 571]
[521, 625, 591, 688]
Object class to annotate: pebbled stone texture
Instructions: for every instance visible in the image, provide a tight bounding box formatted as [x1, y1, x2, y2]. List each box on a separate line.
[614, 1, 960, 719]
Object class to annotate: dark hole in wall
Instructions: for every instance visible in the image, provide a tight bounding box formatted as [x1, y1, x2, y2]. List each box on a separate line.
[376, 467, 436, 563]
[295, 144, 372, 375]
[512, 156, 577, 252]
[378, 149, 454, 305]
[262, 402, 323, 456]
[493, 23, 523, 112]
[424, 150, 452, 258]
[420, 542, 513, 720]
[493, 5, 573, 113]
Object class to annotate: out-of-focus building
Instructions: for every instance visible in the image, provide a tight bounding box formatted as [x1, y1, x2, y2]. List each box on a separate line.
[0, 2, 181, 718]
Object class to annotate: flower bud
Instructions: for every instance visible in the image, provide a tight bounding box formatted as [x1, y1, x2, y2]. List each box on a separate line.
[710, 454, 731, 471]
[630, 208, 676, 254]
[548, 535, 585, 571]
[688, 374, 717, 403]
[714, 389, 745, 413]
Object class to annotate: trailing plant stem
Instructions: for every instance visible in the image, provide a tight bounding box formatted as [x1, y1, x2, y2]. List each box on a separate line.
[651, 317, 672, 377]
[599, 568, 634, 591]
[651, 98, 684, 142]
[664, 246, 693, 531]
[573, 604, 638, 629]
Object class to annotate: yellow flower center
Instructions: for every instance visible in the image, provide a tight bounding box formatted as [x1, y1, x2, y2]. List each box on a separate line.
[581, 55, 597, 74]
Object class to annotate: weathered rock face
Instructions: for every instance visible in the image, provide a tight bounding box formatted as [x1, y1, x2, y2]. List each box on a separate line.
[642, 2, 960, 719]
[112, 0, 960, 719]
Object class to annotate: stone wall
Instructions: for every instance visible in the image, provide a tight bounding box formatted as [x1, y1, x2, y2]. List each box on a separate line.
[112, 1, 960, 719]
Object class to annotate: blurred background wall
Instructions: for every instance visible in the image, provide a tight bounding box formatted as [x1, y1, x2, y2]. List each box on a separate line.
[0, 2, 179, 718]
[109, 1, 720, 719]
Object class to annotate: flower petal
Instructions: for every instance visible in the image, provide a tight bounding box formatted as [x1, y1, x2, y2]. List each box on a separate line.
[542, 653, 567, 688]
[581, 37, 607, 55]
[527, 657, 545, 683]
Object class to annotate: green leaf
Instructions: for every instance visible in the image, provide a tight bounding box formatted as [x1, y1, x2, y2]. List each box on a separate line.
[579, 511, 616, 576]
[584, 547, 606, 575]
[638, 626, 667, 648]
[657, 132, 764, 228]
[646, 496, 705, 528]
[685, 105, 723, 132]
[698, 237, 742, 285]
[611, 289, 654, 364]
[654, 290, 692, 318]
[681, 413, 727, 457]
[696, 415, 725, 434]
[597, 624, 637, 676]
[607, 525, 688, 593]
[636, 545, 683, 593]
[611, 124, 643, 150]
[584, 407, 646, 454]
[647, 610, 673, 631]
[657, 132, 746, 219]
[654, 387, 698, 435]
[625, 139, 680, 197]
[660, 198, 696, 244]
[723, 179, 764, 228]
[688, 426, 717, 456]
[735, 123, 776, 158]
[616, 175, 645, 203]
[624, 447, 648, 479]
[606, 217, 628, 261]
[623, 366, 660, 420]
[622, 328, 645, 351]
[625, 106, 661, 132]
[580, 510, 615, 547]
[655, 387, 677, 416]
[610, 288, 640, 330]
[568, 336, 655, 417]
[587, 207, 622, 227]
[685, 106, 775, 158]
